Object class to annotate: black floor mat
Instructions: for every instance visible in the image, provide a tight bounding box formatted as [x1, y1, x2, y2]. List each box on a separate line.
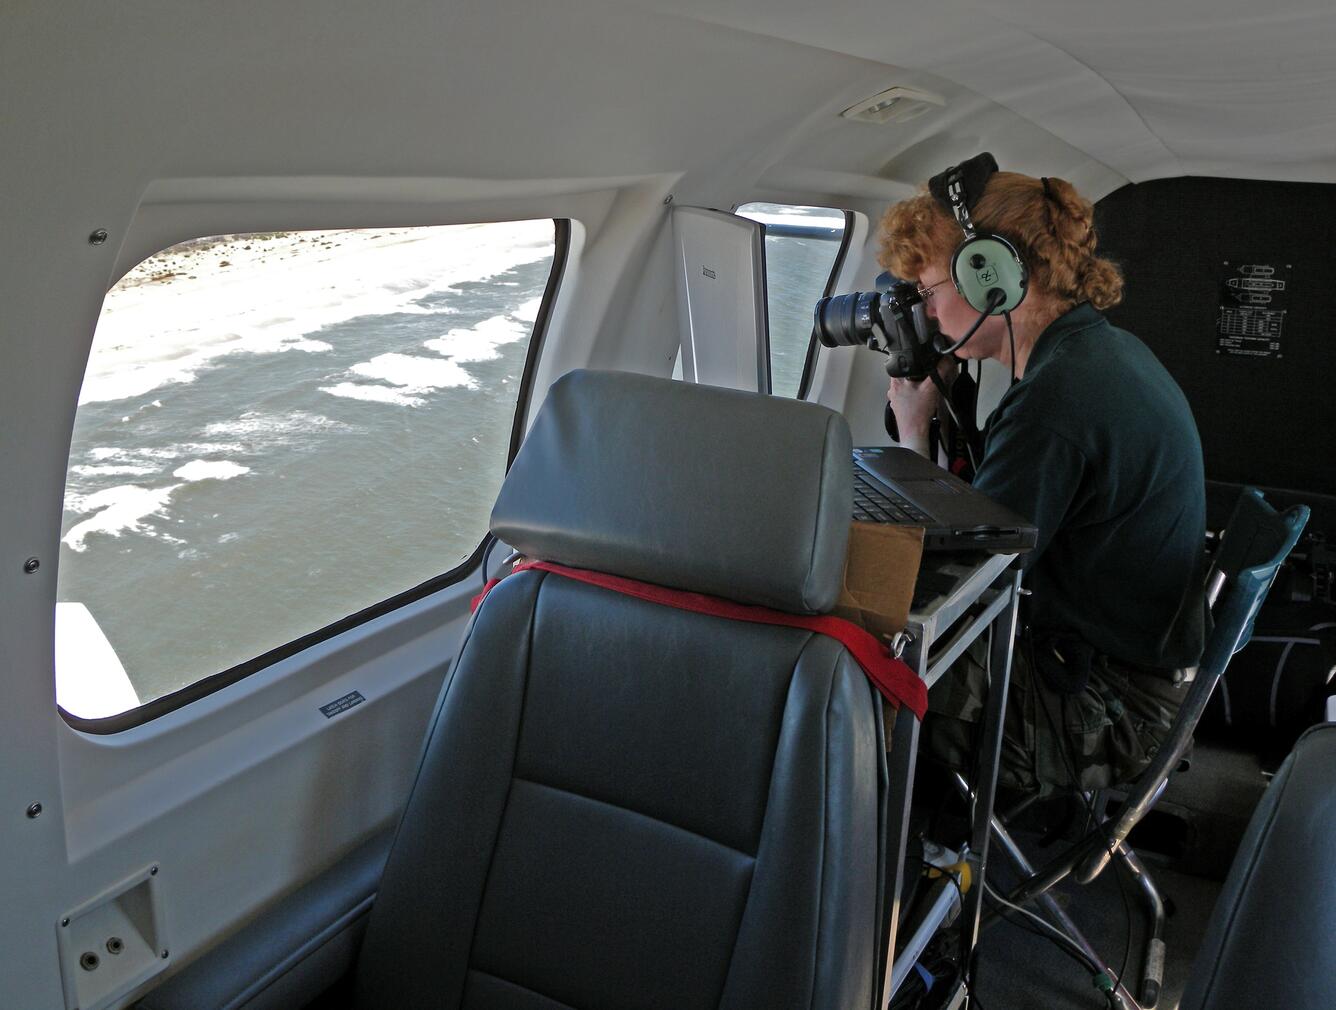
[971, 851, 1221, 1010]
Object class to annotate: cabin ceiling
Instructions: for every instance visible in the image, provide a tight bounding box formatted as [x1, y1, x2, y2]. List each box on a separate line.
[634, 0, 1336, 186]
[7, 0, 1335, 227]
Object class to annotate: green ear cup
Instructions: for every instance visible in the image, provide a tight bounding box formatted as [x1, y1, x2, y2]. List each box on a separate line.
[950, 234, 1028, 314]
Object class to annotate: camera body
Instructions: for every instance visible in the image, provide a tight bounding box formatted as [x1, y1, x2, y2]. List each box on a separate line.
[811, 276, 942, 379]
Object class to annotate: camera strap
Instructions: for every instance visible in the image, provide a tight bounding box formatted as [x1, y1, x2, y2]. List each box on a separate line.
[945, 363, 982, 478]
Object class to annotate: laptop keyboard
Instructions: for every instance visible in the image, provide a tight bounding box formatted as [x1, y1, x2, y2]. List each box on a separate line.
[852, 468, 934, 525]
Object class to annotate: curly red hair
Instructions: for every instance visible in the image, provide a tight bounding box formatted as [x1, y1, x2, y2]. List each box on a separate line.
[877, 172, 1123, 312]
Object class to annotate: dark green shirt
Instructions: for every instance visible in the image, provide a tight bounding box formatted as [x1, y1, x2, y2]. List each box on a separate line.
[974, 303, 1206, 669]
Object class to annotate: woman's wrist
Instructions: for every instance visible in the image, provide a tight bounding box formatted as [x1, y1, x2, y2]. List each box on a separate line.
[897, 422, 932, 459]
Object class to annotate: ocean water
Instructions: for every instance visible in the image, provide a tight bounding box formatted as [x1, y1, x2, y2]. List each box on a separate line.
[738, 203, 846, 397]
[59, 223, 556, 713]
[763, 232, 845, 397]
[58, 213, 844, 718]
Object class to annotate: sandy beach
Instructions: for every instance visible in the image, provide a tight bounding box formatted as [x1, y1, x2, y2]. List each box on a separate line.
[85, 220, 554, 405]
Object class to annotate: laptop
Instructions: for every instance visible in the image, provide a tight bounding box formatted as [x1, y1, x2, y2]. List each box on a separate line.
[852, 446, 1037, 553]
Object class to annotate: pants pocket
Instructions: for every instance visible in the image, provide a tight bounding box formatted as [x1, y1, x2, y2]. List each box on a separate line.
[1059, 688, 1117, 791]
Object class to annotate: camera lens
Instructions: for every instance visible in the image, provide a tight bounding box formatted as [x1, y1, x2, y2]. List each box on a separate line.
[812, 291, 879, 348]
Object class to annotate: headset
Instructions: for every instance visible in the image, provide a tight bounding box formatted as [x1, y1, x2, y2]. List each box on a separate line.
[927, 152, 1029, 315]
[907, 153, 1034, 464]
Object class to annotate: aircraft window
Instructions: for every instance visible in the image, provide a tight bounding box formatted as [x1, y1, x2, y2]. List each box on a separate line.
[736, 203, 848, 398]
[58, 221, 559, 725]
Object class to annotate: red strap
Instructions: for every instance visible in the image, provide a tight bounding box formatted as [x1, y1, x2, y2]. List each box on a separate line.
[470, 578, 503, 613]
[472, 559, 926, 719]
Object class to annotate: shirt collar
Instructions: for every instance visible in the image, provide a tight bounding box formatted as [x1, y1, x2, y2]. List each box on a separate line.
[1024, 301, 1102, 373]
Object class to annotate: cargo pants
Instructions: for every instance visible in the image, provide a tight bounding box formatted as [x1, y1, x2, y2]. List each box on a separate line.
[923, 633, 1187, 796]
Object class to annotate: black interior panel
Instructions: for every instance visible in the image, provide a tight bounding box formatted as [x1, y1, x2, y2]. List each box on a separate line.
[1096, 177, 1336, 498]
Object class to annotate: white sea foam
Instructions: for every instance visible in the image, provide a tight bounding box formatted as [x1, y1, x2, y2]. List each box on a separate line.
[350, 352, 478, 391]
[203, 411, 353, 444]
[319, 382, 425, 407]
[514, 298, 542, 323]
[82, 221, 555, 405]
[128, 442, 248, 462]
[71, 464, 160, 477]
[423, 314, 529, 364]
[62, 484, 181, 552]
[172, 459, 251, 481]
[63, 458, 249, 549]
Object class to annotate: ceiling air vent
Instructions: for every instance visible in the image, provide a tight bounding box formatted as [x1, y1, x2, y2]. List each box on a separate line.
[841, 86, 945, 125]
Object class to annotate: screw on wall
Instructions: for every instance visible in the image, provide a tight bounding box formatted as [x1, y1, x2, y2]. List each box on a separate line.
[26, 802, 42, 819]
[88, 229, 109, 246]
[23, 557, 39, 574]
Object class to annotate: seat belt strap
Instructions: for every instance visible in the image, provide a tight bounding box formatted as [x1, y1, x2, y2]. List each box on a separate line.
[473, 558, 927, 719]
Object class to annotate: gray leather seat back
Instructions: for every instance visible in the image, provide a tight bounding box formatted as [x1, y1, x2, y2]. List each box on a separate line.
[1180, 723, 1336, 1010]
[353, 370, 883, 1009]
[491, 369, 853, 613]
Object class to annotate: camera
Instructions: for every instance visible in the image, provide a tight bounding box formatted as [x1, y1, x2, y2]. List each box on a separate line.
[811, 274, 943, 379]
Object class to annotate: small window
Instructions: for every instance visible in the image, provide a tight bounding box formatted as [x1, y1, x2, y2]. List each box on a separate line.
[736, 203, 847, 398]
[59, 222, 558, 723]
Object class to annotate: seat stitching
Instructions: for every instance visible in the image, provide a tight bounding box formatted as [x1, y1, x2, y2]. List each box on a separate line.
[511, 776, 758, 863]
[466, 967, 582, 1010]
[802, 416, 837, 611]
[459, 571, 545, 1000]
[807, 648, 836, 1010]
[712, 644, 812, 1007]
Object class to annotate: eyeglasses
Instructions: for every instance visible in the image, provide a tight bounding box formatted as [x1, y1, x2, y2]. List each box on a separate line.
[916, 278, 951, 302]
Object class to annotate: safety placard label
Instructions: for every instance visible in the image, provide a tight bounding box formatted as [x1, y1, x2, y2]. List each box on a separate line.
[320, 690, 366, 718]
[1216, 262, 1289, 359]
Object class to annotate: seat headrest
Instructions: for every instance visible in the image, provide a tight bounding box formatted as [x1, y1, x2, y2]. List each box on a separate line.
[490, 369, 853, 613]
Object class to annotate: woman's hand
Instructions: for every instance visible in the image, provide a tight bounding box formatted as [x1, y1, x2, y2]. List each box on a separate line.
[886, 356, 958, 457]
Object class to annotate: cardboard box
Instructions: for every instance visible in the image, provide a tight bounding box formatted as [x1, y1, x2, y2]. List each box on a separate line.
[833, 522, 925, 744]
[832, 521, 924, 644]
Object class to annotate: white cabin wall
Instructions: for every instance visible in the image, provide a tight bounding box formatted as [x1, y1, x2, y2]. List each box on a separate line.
[1, 0, 1142, 1003]
[0, 5, 907, 1004]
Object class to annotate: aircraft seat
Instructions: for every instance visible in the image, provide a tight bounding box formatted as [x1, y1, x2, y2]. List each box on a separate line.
[1179, 722, 1336, 1010]
[350, 371, 881, 1010]
[132, 368, 891, 1010]
[350, 368, 887, 1008]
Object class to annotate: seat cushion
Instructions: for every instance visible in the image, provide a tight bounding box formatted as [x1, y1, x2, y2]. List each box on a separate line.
[1181, 723, 1336, 1010]
[353, 569, 883, 1010]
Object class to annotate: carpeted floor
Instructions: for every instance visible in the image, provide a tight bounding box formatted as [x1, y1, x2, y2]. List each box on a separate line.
[953, 743, 1269, 1009]
[971, 852, 1221, 1009]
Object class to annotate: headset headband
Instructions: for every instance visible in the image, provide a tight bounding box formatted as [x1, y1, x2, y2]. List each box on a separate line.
[945, 171, 977, 239]
[927, 151, 999, 236]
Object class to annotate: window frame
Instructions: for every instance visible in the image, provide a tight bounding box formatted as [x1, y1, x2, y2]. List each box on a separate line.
[59, 218, 571, 734]
[797, 210, 855, 401]
[735, 204, 854, 401]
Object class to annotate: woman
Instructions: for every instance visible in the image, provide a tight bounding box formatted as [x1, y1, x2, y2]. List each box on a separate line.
[881, 166, 1206, 793]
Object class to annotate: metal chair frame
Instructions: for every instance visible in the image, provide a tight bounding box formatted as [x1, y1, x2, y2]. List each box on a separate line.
[969, 488, 1309, 1009]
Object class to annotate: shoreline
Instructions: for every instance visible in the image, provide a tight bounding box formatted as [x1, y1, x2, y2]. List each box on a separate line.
[86, 221, 554, 406]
